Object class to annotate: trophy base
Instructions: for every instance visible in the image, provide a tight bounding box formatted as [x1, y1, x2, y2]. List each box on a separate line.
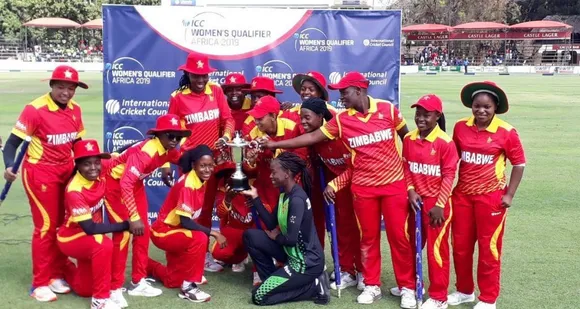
[229, 177, 250, 192]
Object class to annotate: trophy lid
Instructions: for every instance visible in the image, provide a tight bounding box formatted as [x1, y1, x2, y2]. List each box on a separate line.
[225, 131, 249, 147]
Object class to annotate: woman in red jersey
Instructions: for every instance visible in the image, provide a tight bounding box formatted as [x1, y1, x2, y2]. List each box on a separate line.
[244, 95, 308, 210]
[288, 72, 332, 250]
[299, 98, 363, 291]
[162, 52, 235, 273]
[148, 145, 227, 303]
[58, 139, 130, 309]
[447, 82, 525, 309]
[221, 73, 252, 131]
[2, 65, 87, 302]
[400, 95, 459, 309]
[104, 114, 190, 302]
[260, 72, 416, 307]
[241, 77, 284, 137]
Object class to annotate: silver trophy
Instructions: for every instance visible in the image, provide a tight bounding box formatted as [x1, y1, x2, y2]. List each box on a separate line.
[225, 131, 251, 192]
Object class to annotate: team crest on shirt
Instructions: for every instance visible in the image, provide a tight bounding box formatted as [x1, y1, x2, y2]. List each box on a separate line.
[72, 115, 76, 121]
[378, 113, 384, 119]
[290, 215, 296, 223]
[41, 184, 47, 192]
[430, 148, 436, 156]
[487, 137, 493, 143]
[209, 95, 214, 101]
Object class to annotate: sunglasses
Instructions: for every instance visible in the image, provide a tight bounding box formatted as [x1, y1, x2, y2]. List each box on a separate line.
[164, 132, 183, 141]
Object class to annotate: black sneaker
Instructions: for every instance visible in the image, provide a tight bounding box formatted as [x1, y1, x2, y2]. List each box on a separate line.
[313, 272, 330, 305]
[178, 283, 211, 303]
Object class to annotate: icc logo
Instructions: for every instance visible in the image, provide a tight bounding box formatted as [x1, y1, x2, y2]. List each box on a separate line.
[106, 126, 144, 152]
[328, 72, 342, 85]
[105, 99, 121, 115]
[255, 60, 293, 75]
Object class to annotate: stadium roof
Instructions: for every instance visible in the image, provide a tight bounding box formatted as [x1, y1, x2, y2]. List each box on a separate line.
[544, 15, 580, 33]
[452, 21, 508, 30]
[402, 24, 450, 33]
[510, 20, 572, 29]
[82, 19, 103, 29]
[23, 18, 81, 28]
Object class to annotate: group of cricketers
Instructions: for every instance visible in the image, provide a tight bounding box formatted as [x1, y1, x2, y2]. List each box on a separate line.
[1, 51, 525, 309]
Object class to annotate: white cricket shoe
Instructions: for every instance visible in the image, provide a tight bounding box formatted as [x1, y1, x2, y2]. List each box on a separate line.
[127, 278, 163, 297]
[390, 286, 425, 297]
[109, 288, 128, 308]
[91, 298, 121, 309]
[447, 291, 475, 305]
[422, 298, 448, 309]
[330, 272, 357, 290]
[356, 273, 366, 291]
[195, 275, 208, 285]
[473, 301, 496, 309]
[204, 253, 224, 272]
[30, 286, 57, 302]
[400, 287, 417, 309]
[232, 262, 246, 273]
[178, 284, 211, 303]
[356, 285, 382, 304]
[253, 272, 262, 287]
[49, 278, 71, 294]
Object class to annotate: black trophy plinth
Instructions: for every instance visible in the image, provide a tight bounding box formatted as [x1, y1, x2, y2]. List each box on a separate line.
[229, 175, 250, 192]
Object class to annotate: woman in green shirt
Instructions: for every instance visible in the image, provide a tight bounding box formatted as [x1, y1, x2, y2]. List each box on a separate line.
[241, 152, 330, 306]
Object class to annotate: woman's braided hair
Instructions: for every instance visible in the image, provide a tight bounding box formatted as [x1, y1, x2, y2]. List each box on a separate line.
[176, 72, 190, 91]
[275, 152, 312, 198]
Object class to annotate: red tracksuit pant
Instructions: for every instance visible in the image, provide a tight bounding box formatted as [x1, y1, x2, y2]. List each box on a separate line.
[211, 225, 248, 264]
[58, 234, 113, 299]
[335, 187, 362, 276]
[352, 181, 414, 288]
[22, 162, 71, 287]
[417, 197, 452, 302]
[105, 178, 149, 288]
[148, 228, 208, 288]
[452, 189, 507, 304]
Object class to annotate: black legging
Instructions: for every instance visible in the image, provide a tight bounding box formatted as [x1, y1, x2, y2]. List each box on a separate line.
[243, 229, 322, 306]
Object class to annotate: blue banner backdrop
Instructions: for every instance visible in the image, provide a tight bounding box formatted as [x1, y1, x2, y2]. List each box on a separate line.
[102, 5, 402, 226]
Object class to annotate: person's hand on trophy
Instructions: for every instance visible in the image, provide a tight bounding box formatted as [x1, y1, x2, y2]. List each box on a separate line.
[256, 136, 275, 150]
[244, 147, 259, 166]
[215, 135, 230, 150]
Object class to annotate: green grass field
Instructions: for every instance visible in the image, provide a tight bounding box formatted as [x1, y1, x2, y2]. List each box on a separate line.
[0, 73, 578, 309]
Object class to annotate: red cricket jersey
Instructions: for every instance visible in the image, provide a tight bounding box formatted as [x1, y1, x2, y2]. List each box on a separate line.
[58, 160, 113, 241]
[245, 116, 308, 209]
[151, 171, 206, 233]
[168, 83, 235, 151]
[402, 126, 459, 208]
[231, 97, 253, 131]
[242, 110, 304, 138]
[11, 93, 85, 166]
[453, 116, 526, 195]
[109, 138, 180, 219]
[320, 96, 407, 194]
[216, 188, 254, 230]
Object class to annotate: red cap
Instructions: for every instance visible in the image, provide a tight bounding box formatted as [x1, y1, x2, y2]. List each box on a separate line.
[73, 139, 110, 161]
[328, 71, 369, 90]
[146, 114, 192, 137]
[245, 76, 283, 94]
[178, 52, 217, 75]
[221, 73, 250, 89]
[247, 95, 280, 119]
[44, 65, 88, 89]
[292, 71, 329, 101]
[411, 94, 443, 113]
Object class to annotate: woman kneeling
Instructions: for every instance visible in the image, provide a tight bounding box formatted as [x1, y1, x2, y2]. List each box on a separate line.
[242, 152, 330, 306]
[147, 145, 228, 303]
